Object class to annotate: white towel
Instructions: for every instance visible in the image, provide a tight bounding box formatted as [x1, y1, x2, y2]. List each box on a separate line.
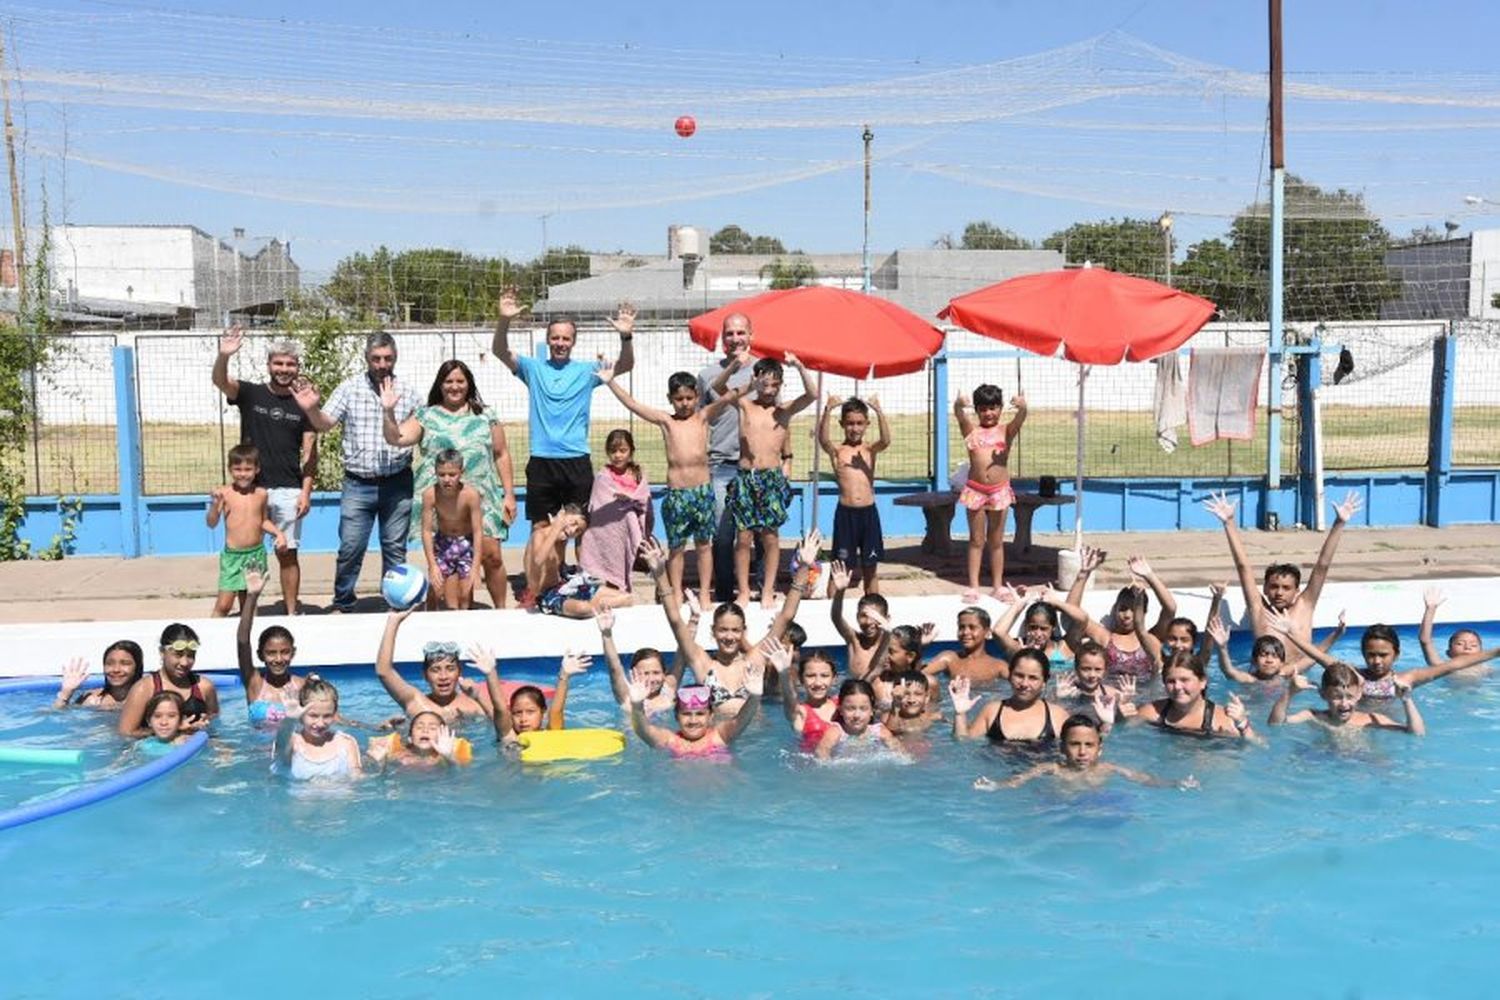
[1188, 348, 1265, 446]
[1152, 354, 1186, 453]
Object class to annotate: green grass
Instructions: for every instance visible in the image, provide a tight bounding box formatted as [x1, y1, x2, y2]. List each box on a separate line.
[17, 406, 1500, 496]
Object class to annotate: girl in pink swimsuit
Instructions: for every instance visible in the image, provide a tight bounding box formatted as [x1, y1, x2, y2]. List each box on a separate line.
[627, 661, 764, 760]
[953, 383, 1027, 602]
[777, 647, 840, 752]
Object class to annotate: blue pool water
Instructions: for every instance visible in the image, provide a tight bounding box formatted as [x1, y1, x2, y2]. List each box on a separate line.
[2, 622, 1499, 996]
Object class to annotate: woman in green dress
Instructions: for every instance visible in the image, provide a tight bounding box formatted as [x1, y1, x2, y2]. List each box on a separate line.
[381, 359, 517, 607]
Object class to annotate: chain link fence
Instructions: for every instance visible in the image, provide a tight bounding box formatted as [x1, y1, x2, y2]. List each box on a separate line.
[18, 333, 119, 494]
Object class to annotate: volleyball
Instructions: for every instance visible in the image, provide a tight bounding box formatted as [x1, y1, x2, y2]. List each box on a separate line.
[381, 565, 429, 610]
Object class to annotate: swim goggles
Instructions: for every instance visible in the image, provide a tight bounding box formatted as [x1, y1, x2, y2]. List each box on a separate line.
[423, 641, 461, 658]
[163, 639, 200, 652]
[676, 686, 712, 710]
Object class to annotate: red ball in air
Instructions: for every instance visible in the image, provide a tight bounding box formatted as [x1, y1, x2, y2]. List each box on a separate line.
[674, 115, 697, 138]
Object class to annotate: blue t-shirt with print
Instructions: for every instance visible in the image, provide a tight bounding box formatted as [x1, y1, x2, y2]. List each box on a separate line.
[515, 354, 600, 459]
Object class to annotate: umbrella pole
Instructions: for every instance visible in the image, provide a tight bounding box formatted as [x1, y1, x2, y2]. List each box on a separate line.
[1074, 364, 1088, 552]
[809, 372, 824, 531]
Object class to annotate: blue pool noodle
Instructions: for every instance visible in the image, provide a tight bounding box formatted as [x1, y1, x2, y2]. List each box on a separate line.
[0, 673, 243, 694]
[0, 730, 209, 832]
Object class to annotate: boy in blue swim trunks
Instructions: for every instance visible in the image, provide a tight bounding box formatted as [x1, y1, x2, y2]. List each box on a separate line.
[818, 394, 890, 593]
[598, 363, 747, 610]
[710, 351, 817, 609]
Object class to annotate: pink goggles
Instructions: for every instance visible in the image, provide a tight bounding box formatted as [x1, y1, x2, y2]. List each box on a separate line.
[677, 686, 712, 710]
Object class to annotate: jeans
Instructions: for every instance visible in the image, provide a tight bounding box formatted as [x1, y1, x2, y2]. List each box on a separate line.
[334, 469, 413, 609]
[710, 462, 761, 601]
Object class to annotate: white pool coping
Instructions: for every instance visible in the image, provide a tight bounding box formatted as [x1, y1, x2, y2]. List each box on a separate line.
[0, 577, 1493, 681]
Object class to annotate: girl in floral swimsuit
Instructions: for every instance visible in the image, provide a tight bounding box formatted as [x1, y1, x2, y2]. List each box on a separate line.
[953, 383, 1027, 602]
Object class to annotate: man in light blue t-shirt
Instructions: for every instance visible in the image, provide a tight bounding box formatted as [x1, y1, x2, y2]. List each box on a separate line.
[491, 290, 636, 528]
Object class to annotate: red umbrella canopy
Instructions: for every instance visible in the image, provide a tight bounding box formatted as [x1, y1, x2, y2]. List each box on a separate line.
[689, 286, 945, 379]
[938, 267, 1217, 365]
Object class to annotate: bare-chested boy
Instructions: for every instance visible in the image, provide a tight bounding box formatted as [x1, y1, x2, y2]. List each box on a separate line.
[882, 671, 944, 736]
[1204, 489, 1362, 669]
[922, 605, 1009, 703]
[711, 350, 817, 608]
[600, 364, 746, 609]
[818, 394, 890, 593]
[524, 505, 634, 618]
[827, 559, 888, 680]
[421, 448, 484, 610]
[207, 443, 286, 617]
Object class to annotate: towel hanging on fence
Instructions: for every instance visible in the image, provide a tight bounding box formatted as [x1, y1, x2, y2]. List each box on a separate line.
[1152, 354, 1186, 453]
[1188, 347, 1265, 446]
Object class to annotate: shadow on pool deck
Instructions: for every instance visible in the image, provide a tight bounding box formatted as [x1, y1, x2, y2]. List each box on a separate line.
[0, 524, 1496, 624]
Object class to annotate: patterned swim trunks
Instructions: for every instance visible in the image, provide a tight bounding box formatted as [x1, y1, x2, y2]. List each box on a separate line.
[218, 543, 267, 592]
[727, 467, 793, 532]
[538, 569, 601, 616]
[662, 482, 717, 549]
[433, 532, 474, 580]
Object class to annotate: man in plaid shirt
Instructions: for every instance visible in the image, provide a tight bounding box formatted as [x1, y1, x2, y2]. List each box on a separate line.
[292, 332, 419, 612]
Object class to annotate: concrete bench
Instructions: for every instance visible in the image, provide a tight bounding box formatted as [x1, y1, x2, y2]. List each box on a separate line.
[893, 490, 1074, 555]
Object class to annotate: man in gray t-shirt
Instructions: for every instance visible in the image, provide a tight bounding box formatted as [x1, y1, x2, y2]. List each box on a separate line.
[696, 312, 757, 602]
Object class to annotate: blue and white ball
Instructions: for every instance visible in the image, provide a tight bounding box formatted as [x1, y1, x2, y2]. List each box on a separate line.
[381, 565, 429, 610]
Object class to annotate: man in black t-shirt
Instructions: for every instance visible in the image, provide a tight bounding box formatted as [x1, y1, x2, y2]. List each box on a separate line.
[213, 327, 317, 614]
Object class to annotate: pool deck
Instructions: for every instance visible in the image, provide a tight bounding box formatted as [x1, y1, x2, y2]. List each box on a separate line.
[1, 523, 1496, 625]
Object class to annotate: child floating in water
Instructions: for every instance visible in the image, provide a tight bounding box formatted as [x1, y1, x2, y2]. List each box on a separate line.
[974, 715, 1195, 791]
[134, 691, 193, 754]
[272, 676, 363, 781]
[1268, 611, 1499, 699]
[1419, 587, 1487, 674]
[1268, 663, 1425, 735]
[627, 661, 763, 759]
[367, 711, 474, 769]
[953, 383, 1027, 602]
[813, 679, 907, 760]
[237, 567, 303, 726]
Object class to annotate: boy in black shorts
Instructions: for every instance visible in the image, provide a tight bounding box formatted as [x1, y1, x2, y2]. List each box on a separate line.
[818, 394, 890, 593]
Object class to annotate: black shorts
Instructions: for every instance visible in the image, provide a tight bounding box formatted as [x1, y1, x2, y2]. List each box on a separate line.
[832, 502, 883, 567]
[525, 455, 594, 523]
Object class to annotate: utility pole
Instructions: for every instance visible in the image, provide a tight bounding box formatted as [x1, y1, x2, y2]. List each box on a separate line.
[1266, 0, 1286, 520]
[1, 34, 26, 315]
[861, 125, 874, 293]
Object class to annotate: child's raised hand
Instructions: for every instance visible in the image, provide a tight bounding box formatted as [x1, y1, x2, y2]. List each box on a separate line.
[1010, 390, 1027, 412]
[1113, 674, 1139, 701]
[465, 644, 497, 676]
[948, 675, 976, 713]
[1080, 544, 1106, 573]
[218, 325, 244, 357]
[1206, 615, 1229, 648]
[560, 650, 592, 677]
[387, 605, 419, 626]
[1225, 692, 1249, 728]
[1209, 580, 1228, 599]
[683, 590, 703, 626]
[639, 537, 667, 577]
[955, 391, 971, 410]
[919, 622, 938, 647]
[593, 606, 615, 634]
[1289, 672, 1314, 692]
[243, 566, 267, 596]
[1203, 491, 1237, 524]
[797, 529, 823, 567]
[366, 736, 391, 763]
[760, 636, 793, 674]
[1126, 555, 1154, 579]
[865, 608, 891, 633]
[783, 351, 805, 370]
[973, 775, 1001, 792]
[625, 666, 651, 705]
[59, 657, 89, 696]
[828, 559, 850, 592]
[595, 356, 617, 383]
[870, 672, 893, 708]
[867, 393, 882, 411]
[1331, 490, 1363, 524]
[1091, 687, 1119, 728]
[744, 659, 767, 697]
[1336, 608, 1347, 628]
[826, 394, 843, 410]
[1423, 586, 1446, 610]
[434, 725, 458, 760]
[210, 485, 228, 506]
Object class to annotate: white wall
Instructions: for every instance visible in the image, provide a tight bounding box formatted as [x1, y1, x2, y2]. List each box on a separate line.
[49, 226, 198, 308]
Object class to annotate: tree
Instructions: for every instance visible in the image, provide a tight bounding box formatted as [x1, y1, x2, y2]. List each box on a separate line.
[710, 224, 785, 255]
[960, 221, 1033, 250]
[1175, 238, 1253, 319]
[760, 258, 817, 290]
[1042, 218, 1171, 281]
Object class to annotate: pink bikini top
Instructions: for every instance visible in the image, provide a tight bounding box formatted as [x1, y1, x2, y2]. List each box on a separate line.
[965, 425, 1008, 454]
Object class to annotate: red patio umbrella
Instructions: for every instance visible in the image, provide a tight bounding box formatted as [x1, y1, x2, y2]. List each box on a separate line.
[691, 286, 947, 523]
[939, 265, 1216, 549]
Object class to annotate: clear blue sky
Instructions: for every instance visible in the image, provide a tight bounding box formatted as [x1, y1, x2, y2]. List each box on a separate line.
[8, 0, 1500, 274]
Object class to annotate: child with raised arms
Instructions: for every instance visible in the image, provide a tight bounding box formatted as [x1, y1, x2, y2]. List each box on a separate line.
[1268, 611, 1499, 699]
[206, 443, 287, 617]
[1268, 663, 1424, 735]
[595, 606, 678, 716]
[818, 394, 890, 593]
[710, 350, 818, 608]
[813, 679, 908, 760]
[1036, 584, 1163, 688]
[953, 383, 1027, 601]
[773, 641, 840, 752]
[421, 448, 485, 611]
[990, 591, 1074, 673]
[598, 364, 746, 609]
[1207, 609, 1346, 685]
[52, 640, 144, 711]
[627, 661, 763, 759]
[1419, 587, 1487, 675]
[828, 559, 890, 680]
[237, 567, 303, 726]
[272, 676, 363, 781]
[974, 715, 1195, 791]
[367, 711, 475, 769]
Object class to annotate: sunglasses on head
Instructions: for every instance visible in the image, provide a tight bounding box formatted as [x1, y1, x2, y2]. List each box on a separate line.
[677, 686, 711, 710]
[423, 641, 461, 658]
[164, 639, 200, 653]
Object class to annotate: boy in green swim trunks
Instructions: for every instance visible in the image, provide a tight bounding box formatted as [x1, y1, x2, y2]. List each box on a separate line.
[207, 443, 287, 617]
[711, 351, 817, 609]
[598, 364, 747, 610]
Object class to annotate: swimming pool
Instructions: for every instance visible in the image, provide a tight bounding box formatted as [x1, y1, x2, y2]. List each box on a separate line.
[2, 616, 1498, 996]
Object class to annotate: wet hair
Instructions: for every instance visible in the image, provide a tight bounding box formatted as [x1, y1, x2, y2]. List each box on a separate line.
[159, 623, 200, 649]
[1450, 628, 1483, 652]
[972, 383, 1004, 409]
[142, 689, 185, 726]
[713, 602, 746, 627]
[1061, 713, 1103, 741]
[1162, 648, 1207, 683]
[856, 593, 889, 616]
[839, 397, 869, 420]
[1010, 647, 1051, 681]
[630, 647, 664, 671]
[298, 673, 340, 710]
[509, 685, 548, 712]
[422, 645, 462, 670]
[433, 447, 464, 471]
[1166, 617, 1199, 642]
[1114, 586, 1150, 616]
[899, 669, 929, 690]
[782, 621, 807, 650]
[667, 371, 698, 396]
[227, 442, 260, 467]
[798, 650, 838, 679]
[99, 640, 146, 695]
[1023, 603, 1060, 637]
[1320, 662, 1362, 691]
[1264, 562, 1302, 587]
[256, 625, 295, 659]
[890, 625, 922, 656]
[835, 679, 875, 710]
[365, 331, 397, 358]
[1360, 624, 1401, 656]
[426, 359, 485, 413]
[605, 428, 642, 483]
[1073, 639, 1106, 668]
[752, 357, 783, 380]
[407, 709, 444, 736]
[1252, 635, 1287, 661]
[957, 606, 991, 630]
